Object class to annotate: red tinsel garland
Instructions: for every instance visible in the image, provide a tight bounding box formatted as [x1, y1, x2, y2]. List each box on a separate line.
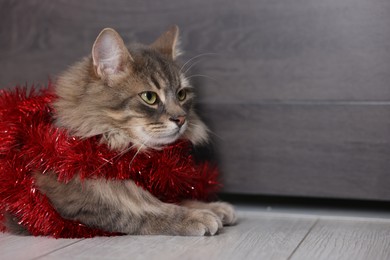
[0, 84, 220, 238]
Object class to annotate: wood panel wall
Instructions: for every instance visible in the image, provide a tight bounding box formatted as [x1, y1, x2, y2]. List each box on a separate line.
[1, 0, 390, 201]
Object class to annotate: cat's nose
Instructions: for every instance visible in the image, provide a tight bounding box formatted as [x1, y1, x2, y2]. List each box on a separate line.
[169, 116, 186, 127]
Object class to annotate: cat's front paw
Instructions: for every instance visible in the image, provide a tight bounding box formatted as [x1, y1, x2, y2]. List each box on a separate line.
[181, 200, 237, 226]
[179, 209, 222, 236]
[206, 202, 237, 226]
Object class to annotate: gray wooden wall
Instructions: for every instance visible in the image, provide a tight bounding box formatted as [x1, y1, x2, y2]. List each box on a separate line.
[1, 0, 390, 201]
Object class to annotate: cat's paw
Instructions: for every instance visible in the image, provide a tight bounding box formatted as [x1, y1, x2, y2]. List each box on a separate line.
[181, 201, 237, 226]
[179, 209, 222, 236]
[206, 202, 237, 226]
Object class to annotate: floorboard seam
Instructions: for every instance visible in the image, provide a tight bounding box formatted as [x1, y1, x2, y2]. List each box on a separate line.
[30, 238, 86, 260]
[286, 218, 319, 260]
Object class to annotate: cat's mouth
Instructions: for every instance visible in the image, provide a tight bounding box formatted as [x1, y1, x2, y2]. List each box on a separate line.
[139, 124, 187, 148]
[145, 133, 180, 148]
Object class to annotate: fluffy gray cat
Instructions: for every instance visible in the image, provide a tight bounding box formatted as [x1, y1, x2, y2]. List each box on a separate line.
[8, 26, 236, 236]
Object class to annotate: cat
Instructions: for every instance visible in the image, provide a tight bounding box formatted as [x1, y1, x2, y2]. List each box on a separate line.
[5, 26, 236, 236]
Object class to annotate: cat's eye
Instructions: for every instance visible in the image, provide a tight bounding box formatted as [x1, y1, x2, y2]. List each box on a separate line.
[139, 91, 158, 105]
[177, 89, 187, 101]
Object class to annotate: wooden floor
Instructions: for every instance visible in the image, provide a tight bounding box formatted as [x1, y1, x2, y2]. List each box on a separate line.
[1, 203, 390, 260]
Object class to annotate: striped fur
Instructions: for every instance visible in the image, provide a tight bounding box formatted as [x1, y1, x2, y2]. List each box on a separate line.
[7, 27, 236, 236]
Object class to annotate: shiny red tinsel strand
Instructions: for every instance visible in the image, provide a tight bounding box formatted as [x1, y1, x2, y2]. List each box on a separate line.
[0, 84, 220, 238]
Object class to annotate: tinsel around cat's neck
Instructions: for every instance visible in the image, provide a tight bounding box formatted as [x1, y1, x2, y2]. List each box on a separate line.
[0, 84, 220, 238]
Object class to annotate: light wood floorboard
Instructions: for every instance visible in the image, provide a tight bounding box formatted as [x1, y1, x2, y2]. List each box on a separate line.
[1, 206, 390, 260]
[290, 218, 390, 260]
[0, 234, 82, 260]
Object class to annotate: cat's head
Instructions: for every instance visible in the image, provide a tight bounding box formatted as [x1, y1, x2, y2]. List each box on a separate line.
[54, 26, 208, 150]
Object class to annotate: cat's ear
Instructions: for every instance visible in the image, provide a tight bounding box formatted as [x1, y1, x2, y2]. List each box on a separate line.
[92, 28, 132, 79]
[150, 25, 181, 60]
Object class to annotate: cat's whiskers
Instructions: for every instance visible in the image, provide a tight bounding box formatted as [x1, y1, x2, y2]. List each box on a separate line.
[183, 59, 206, 75]
[88, 142, 138, 177]
[179, 53, 218, 74]
[186, 74, 218, 83]
[118, 125, 145, 130]
[188, 122, 223, 140]
[128, 140, 148, 168]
